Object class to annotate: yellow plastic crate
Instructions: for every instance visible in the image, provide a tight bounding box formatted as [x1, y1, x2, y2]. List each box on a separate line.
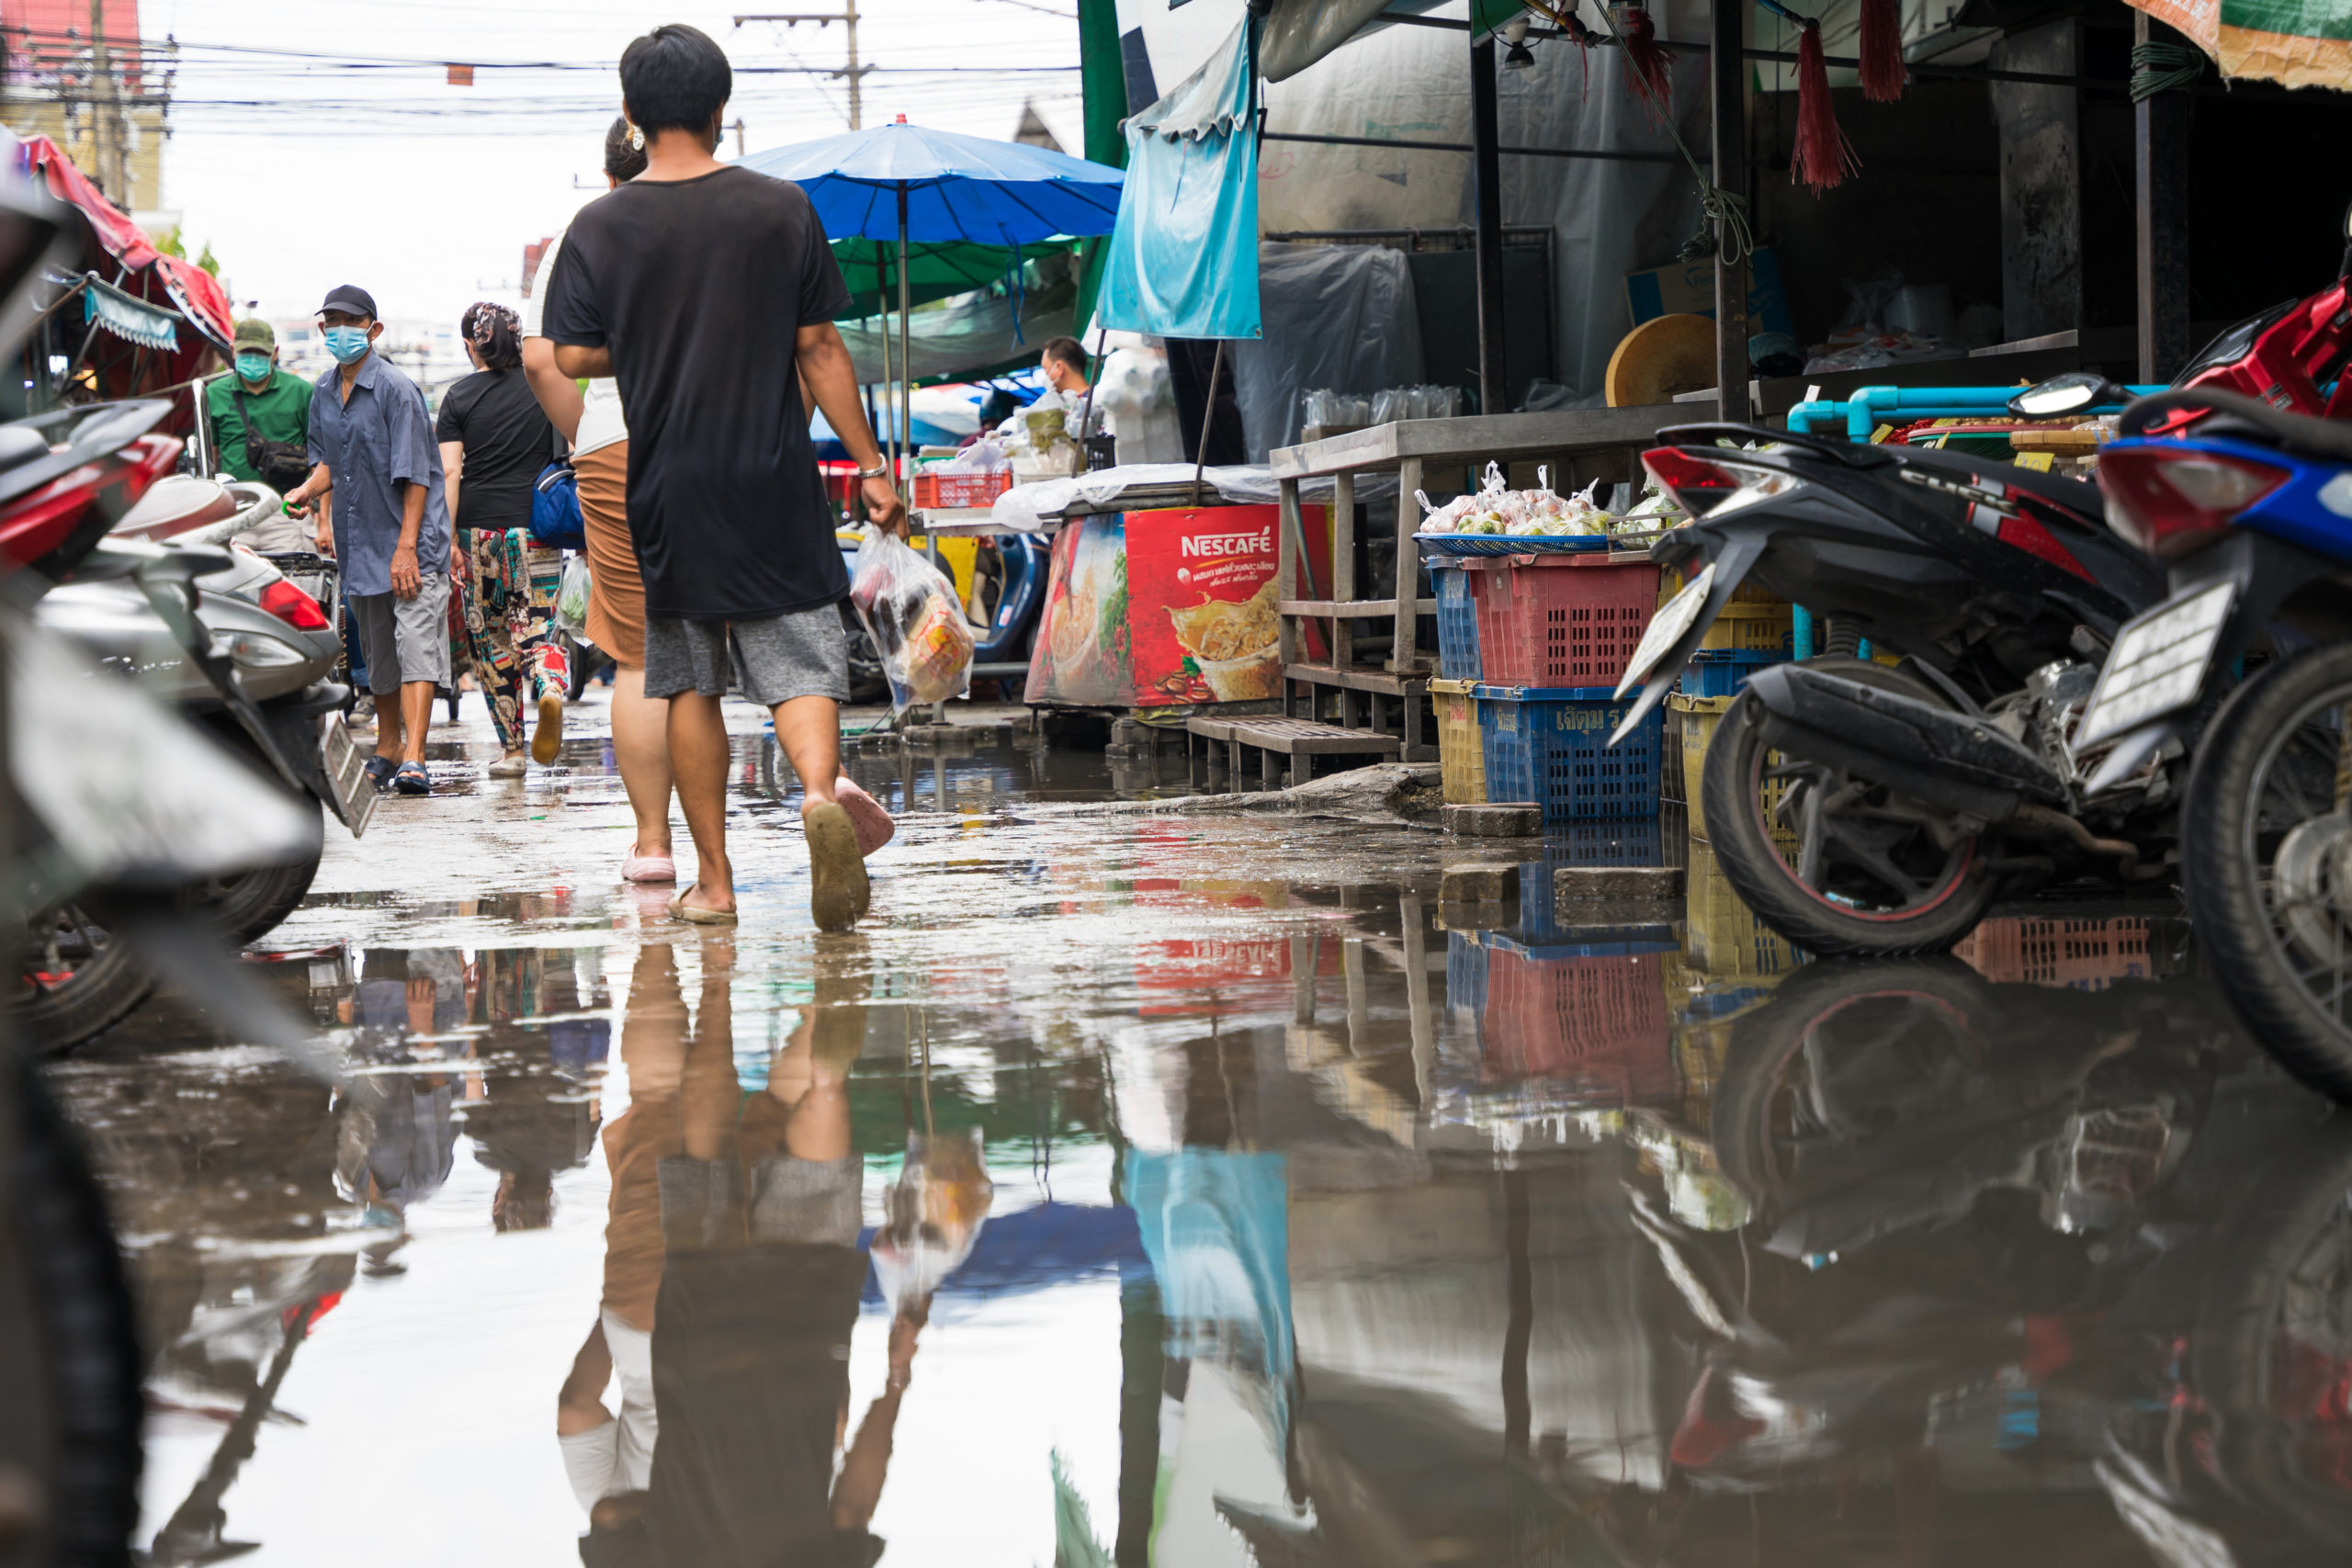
[1674, 691, 1799, 846]
[1695, 601, 1794, 657]
[1659, 563, 1786, 611]
[1430, 677, 1487, 805]
[1686, 838, 1805, 979]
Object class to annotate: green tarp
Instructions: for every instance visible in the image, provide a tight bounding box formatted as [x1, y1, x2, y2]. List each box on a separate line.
[831, 236, 1076, 321]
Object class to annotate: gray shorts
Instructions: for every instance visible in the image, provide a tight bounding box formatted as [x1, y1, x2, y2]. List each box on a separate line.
[642, 604, 848, 706]
[656, 1153, 863, 1249]
[348, 576, 453, 696]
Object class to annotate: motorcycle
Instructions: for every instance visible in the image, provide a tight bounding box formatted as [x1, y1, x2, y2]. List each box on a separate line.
[1611, 422, 2166, 954]
[2064, 386, 2352, 1101]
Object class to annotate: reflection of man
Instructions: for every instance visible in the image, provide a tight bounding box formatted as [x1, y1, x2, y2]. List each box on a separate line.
[574, 933, 922, 1565]
[334, 949, 466, 1275]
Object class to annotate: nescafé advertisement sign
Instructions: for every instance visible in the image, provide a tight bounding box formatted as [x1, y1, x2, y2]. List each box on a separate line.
[1025, 505, 1329, 708]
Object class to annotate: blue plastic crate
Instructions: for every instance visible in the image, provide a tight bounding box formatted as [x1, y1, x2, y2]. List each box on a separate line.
[1476, 690, 1664, 824]
[1679, 654, 1786, 699]
[1434, 564, 1481, 682]
[1446, 930, 1489, 1021]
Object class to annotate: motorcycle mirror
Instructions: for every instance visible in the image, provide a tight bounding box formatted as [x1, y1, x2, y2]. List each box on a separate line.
[2008, 371, 2121, 419]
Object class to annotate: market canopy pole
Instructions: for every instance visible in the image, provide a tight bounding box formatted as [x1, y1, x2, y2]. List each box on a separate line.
[1712, 0, 1750, 423]
[2133, 11, 2192, 382]
[1469, 29, 1508, 415]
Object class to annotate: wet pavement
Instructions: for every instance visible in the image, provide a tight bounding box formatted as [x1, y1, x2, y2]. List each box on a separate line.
[45, 689, 2352, 1566]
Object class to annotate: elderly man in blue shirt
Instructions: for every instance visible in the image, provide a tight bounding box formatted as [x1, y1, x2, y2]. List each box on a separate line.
[284, 284, 454, 797]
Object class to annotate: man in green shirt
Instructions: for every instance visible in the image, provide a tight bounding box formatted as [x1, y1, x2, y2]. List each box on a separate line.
[206, 318, 313, 490]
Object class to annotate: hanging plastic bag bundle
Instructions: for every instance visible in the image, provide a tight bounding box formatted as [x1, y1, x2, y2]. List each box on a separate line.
[553, 555, 594, 642]
[849, 526, 975, 711]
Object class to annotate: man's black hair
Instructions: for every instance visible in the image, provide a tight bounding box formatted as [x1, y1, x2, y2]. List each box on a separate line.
[619, 25, 731, 138]
[1041, 335, 1088, 375]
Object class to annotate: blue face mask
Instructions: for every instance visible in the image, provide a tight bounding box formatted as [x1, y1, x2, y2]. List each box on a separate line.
[323, 325, 372, 365]
[233, 352, 272, 383]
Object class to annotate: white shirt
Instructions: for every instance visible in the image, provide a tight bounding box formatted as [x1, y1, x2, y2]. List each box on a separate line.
[521, 217, 628, 458]
[554, 1310, 657, 1510]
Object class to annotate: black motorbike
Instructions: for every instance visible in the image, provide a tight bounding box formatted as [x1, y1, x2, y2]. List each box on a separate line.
[1611, 423, 2168, 954]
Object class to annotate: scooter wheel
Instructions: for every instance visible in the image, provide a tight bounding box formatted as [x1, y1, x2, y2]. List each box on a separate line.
[1700, 664, 1996, 956]
[15, 907, 154, 1056]
[2180, 642, 2352, 1102]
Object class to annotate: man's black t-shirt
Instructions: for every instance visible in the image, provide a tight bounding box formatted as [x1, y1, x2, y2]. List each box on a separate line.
[537, 165, 852, 620]
[435, 367, 560, 533]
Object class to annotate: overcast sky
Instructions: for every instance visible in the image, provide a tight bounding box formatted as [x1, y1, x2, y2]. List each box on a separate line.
[149, 0, 1086, 325]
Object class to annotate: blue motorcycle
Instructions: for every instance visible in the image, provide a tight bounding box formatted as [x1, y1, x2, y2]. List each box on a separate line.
[2072, 388, 2352, 1100]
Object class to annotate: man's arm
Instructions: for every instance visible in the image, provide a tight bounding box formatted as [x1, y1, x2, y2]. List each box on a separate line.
[390, 479, 425, 600]
[284, 461, 335, 556]
[549, 344, 615, 379]
[795, 321, 904, 534]
[523, 338, 586, 445]
[438, 440, 463, 526]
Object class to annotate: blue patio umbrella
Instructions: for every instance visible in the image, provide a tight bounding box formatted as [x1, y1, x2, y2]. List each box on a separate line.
[738, 117, 1124, 479]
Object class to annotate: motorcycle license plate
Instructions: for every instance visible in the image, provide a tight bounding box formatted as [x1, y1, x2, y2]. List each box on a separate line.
[320, 714, 378, 838]
[1615, 563, 1715, 698]
[2072, 581, 2235, 756]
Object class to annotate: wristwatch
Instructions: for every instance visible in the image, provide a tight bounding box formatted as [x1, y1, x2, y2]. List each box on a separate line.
[854, 461, 890, 480]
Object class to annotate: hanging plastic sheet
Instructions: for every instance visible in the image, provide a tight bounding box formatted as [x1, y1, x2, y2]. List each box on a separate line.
[1229, 241, 1426, 461]
[1098, 18, 1262, 341]
[2126, 0, 2352, 88]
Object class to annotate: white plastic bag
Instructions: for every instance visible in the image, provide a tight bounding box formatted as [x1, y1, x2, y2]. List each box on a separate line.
[849, 527, 973, 712]
[554, 555, 593, 642]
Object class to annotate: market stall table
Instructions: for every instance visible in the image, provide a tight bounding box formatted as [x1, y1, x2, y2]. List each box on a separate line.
[1267, 403, 1720, 762]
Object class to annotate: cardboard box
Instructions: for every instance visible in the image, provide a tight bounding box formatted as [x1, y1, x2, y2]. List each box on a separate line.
[1624, 245, 1796, 340]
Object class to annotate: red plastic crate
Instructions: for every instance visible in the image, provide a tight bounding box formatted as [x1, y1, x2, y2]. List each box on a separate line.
[1467, 555, 1660, 688]
[1479, 946, 1675, 1100]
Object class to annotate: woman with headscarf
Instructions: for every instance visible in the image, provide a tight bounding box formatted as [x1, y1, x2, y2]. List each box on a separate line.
[438, 299, 569, 776]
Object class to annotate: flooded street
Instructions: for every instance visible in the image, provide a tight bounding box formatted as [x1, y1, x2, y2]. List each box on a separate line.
[48, 691, 2352, 1567]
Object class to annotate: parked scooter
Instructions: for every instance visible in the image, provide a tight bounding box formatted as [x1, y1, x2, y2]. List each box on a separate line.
[2063, 387, 2352, 1101]
[1612, 423, 2166, 953]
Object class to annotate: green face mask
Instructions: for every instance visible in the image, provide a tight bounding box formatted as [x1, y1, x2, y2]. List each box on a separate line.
[234, 352, 272, 383]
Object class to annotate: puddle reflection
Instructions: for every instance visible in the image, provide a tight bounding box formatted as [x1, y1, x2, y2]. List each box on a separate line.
[42, 795, 2352, 1565]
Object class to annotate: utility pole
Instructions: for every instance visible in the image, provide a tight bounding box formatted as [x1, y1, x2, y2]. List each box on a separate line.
[89, 0, 116, 206]
[734, 4, 869, 130]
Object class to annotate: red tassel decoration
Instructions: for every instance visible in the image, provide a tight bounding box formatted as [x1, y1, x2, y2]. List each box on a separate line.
[1857, 0, 1907, 102]
[1790, 18, 1860, 193]
[1612, 4, 1675, 121]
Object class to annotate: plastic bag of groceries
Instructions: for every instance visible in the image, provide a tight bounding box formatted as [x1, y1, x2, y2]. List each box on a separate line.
[554, 555, 593, 642]
[849, 525, 974, 712]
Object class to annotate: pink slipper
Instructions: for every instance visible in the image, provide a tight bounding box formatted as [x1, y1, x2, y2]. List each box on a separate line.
[622, 844, 677, 884]
[831, 776, 895, 857]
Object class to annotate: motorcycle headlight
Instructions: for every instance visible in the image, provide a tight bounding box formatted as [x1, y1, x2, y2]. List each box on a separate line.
[209, 630, 307, 669]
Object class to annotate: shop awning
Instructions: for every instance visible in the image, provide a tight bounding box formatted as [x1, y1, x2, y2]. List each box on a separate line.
[16, 133, 232, 355]
[1097, 17, 1262, 341]
[2128, 0, 2352, 88]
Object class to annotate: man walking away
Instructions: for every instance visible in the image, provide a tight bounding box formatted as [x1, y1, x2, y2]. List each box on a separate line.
[284, 286, 456, 798]
[541, 24, 905, 931]
[208, 318, 313, 493]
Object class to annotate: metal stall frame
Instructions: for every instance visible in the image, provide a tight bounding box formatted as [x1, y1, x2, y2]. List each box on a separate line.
[1268, 403, 1716, 762]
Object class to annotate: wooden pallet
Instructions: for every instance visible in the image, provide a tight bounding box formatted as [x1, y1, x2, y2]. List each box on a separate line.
[1185, 715, 1402, 790]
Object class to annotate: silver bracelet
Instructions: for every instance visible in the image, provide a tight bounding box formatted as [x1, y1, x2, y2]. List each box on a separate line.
[854, 462, 889, 480]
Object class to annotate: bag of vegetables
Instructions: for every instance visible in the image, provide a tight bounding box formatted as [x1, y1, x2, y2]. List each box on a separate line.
[849, 527, 975, 712]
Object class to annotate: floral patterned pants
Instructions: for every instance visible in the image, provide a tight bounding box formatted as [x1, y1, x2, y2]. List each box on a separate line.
[457, 529, 565, 753]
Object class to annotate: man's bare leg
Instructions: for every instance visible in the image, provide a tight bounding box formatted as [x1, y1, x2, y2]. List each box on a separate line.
[371, 692, 403, 762]
[772, 694, 866, 930]
[399, 681, 435, 767]
[668, 690, 737, 917]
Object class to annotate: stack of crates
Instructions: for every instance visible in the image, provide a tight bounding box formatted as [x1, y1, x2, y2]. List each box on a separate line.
[1478, 939, 1678, 1102]
[1510, 818, 1668, 946]
[1464, 553, 1667, 825]
[1433, 560, 1481, 682]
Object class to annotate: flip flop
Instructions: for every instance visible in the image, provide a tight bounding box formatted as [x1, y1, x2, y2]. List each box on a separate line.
[667, 884, 738, 925]
[804, 802, 868, 931]
[833, 776, 896, 857]
[365, 755, 400, 790]
[392, 761, 432, 796]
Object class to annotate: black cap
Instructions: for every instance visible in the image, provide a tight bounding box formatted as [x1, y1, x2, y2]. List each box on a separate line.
[318, 284, 379, 321]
